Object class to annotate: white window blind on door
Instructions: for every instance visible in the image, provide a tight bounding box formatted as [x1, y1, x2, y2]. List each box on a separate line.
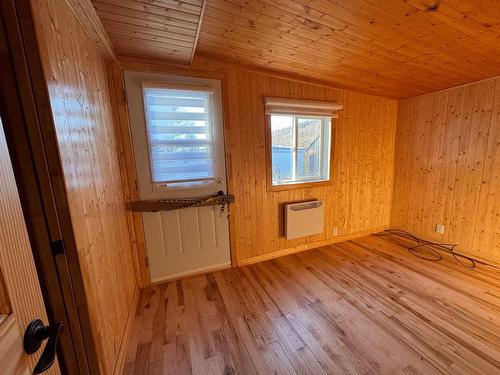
[142, 82, 215, 188]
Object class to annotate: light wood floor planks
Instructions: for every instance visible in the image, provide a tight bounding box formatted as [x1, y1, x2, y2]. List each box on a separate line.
[123, 235, 500, 374]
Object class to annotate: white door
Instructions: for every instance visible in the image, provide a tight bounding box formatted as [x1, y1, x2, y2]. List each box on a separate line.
[125, 71, 231, 283]
[0, 117, 60, 374]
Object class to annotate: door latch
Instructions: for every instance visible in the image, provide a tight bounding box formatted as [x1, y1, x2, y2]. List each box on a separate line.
[24, 319, 63, 374]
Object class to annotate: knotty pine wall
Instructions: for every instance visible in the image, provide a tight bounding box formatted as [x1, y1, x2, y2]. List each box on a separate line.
[392, 77, 500, 265]
[30, 0, 137, 374]
[119, 57, 398, 265]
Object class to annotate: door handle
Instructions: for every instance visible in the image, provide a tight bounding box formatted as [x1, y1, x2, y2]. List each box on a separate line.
[23, 319, 63, 374]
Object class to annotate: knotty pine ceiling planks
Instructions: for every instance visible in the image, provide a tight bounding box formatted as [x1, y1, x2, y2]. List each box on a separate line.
[92, 0, 205, 63]
[93, 0, 500, 98]
[197, 0, 500, 98]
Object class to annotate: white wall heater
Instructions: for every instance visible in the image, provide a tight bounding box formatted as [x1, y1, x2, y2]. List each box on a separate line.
[285, 201, 324, 239]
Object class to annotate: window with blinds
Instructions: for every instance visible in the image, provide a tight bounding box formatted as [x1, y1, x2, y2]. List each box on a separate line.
[143, 83, 215, 188]
[265, 97, 342, 188]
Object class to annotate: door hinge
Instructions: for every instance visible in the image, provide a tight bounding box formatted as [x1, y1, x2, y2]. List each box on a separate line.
[145, 256, 149, 268]
[51, 239, 65, 255]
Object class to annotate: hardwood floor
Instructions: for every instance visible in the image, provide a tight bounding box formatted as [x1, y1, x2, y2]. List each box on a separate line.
[123, 235, 500, 374]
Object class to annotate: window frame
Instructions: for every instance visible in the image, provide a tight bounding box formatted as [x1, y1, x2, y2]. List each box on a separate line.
[266, 113, 334, 192]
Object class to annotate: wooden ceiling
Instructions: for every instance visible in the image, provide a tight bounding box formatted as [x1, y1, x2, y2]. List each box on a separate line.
[93, 0, 500, 98]
[92, 0, 205, 63]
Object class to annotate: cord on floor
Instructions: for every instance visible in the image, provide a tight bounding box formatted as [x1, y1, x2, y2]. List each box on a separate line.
[372, 229, 475, 269]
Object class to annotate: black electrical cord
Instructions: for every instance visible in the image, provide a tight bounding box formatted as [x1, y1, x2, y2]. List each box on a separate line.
[373, 229, 475, 269]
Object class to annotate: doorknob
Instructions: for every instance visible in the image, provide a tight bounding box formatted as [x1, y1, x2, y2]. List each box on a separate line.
[23, 319, 63, 374]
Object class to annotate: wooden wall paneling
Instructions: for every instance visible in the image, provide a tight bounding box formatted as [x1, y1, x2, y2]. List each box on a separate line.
[30, 0, 138, 373]
[221, 67, 240, 265]
[107, 61, 148, 287]
[474, 79, 500, 260]
[449, 80, 496, 255]
[392, 76, 500, 266]
[117, 56, 398, 273]
[0, 0, 102, 370]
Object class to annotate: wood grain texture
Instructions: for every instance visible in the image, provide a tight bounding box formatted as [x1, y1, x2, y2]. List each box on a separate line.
[107, 61, 148, 289]
[124, 234, 500, 374]
[92, 0, 206, 64]
[195, 0, 500, 99]
[30, 0, 138, 373]
[391, 76, 500, 266]
[65, 0, 116, 60]
[112, 285, 140, 375]
[0, 316, 29, 375]
[0, 267, 11, 316]
[117, 56, 398, 269]
[0, 119, 57, 373]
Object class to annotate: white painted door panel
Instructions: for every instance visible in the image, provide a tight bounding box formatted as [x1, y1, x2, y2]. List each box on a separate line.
[125, 71, 231, 283]
[143, 206, 230, 281]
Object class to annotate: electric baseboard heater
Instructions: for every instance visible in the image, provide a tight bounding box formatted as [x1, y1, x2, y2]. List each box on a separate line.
[285, 201, 324, 239]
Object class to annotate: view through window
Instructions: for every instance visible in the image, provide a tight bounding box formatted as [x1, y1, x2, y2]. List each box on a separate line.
[270, 115, 331, 186]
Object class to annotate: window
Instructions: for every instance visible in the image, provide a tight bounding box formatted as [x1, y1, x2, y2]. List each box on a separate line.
[270, 115, 331, 185]
[266, 98, 342, 188]
[142, 82, 215, 189]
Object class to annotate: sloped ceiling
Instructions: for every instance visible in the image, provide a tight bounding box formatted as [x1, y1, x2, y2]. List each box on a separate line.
[94, 0, 500, 98]
[93, 0, 205, 63]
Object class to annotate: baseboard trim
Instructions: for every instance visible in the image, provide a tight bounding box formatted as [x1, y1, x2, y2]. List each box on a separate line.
[113, 284, 140, 375]
[238, 226, 388, 267]
[149, 261, 232, 285]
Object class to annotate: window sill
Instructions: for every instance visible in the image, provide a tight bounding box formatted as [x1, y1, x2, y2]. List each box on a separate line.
[267, 179, 332, 192]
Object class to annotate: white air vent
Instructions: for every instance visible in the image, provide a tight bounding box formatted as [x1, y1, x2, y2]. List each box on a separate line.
[285, 201, 324, 239]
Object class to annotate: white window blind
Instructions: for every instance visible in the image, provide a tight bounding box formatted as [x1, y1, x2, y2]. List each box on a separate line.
[142, 82, 215, 187]
[265, 97, 343, 117]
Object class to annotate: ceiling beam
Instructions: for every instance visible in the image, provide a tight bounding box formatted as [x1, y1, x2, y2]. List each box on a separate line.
[190, 0, 207, 64]
[65, 0, 116, 60]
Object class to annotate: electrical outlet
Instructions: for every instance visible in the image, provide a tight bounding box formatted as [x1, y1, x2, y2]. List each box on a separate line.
[332, 227, 338, 236]
[435, 224, 445, 234]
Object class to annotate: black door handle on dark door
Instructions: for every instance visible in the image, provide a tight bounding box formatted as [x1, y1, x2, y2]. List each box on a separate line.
[23, 319, 64, 374]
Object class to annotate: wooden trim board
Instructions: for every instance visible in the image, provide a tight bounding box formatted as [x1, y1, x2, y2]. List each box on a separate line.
[238, 226, 388, 266]
[149, 262, 232, 285]
[189, 0, 206, 64]
[107, 61, 149, 288]
[64, 0, 116, 60]
[112, 284, 139, 375]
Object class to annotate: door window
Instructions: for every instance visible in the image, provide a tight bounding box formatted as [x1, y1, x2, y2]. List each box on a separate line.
[142, 83, 216, 190]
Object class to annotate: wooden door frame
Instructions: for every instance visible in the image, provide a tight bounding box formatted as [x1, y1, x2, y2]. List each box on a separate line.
[0, 0, 99, 373]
